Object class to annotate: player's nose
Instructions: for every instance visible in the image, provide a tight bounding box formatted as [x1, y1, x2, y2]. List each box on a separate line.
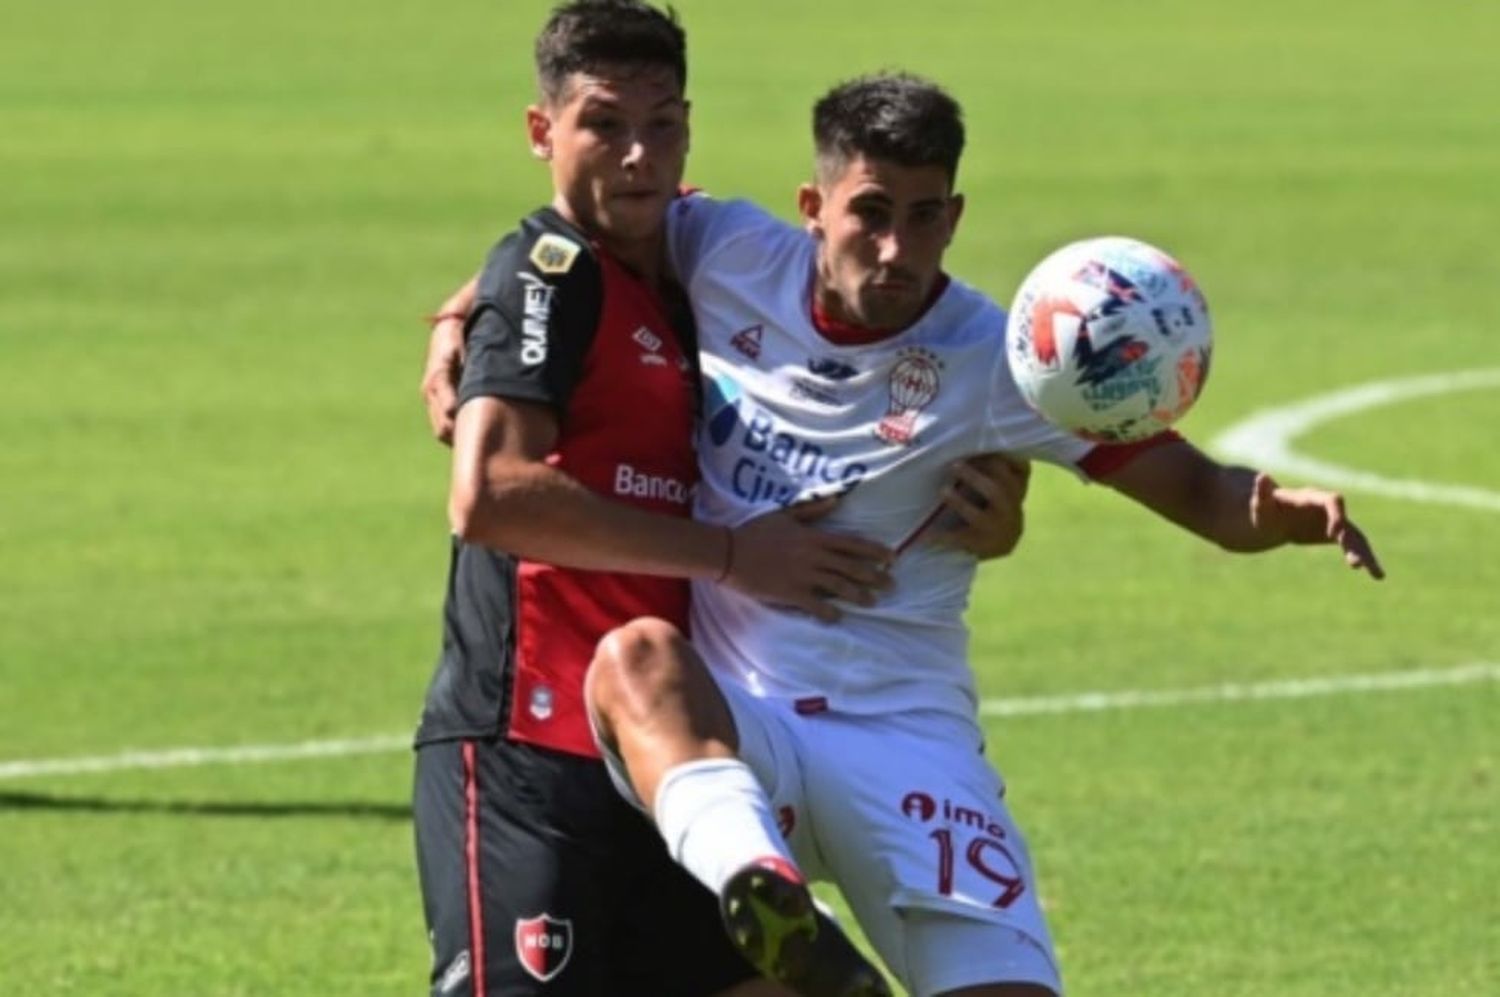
[875, 231, 903, 265]
[622, 142, 644, 170]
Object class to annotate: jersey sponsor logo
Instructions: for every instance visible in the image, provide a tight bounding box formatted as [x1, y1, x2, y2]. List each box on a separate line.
[515, 914, 573, 983]
[730, 324, 763, 360]
[528, 233, 582, 275]
[516, 272, 554, 365]
[704, 372, 868, 505]
[900, 790, 1009, 840]
[876, 347, 943, 446]
[789, 377, 840, 407]
[704, 373, 745, 447]
[613, 463, 693, 505]
[902, 791, 1027, 910]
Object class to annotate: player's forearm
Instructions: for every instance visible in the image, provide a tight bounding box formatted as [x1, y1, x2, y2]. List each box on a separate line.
[432, 275, 479, 323]
[450, 460, 729, 580]
[1193, 463, 1288, 552]
[1106, 442, 1285, 552]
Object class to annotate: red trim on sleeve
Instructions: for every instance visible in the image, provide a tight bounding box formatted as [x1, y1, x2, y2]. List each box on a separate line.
[1077, 429, 1183, 480]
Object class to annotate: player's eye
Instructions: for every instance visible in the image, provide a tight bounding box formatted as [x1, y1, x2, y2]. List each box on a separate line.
[851, 203, 891, 229]
[647, 116, 684, 139]
[583, 116, 625, 138]
[911, 205, 945, 226]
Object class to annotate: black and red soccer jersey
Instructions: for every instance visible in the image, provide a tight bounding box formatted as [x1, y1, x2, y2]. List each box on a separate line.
[416, 208, 699, 758]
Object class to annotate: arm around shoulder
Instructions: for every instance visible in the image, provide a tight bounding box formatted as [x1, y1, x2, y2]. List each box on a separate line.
[447, 394, 731, 580]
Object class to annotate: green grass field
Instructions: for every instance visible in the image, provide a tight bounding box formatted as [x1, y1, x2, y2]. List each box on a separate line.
[3, 0, 1497, 993]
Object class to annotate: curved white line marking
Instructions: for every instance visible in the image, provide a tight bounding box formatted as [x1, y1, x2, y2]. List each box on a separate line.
[1211, 368, 1500, 511]
[2, 665, 1495, 781]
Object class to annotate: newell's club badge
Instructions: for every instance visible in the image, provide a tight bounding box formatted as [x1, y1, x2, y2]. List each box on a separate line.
[529, 233, 581, 275]
[876, 348, 943, 446]
[515, 914, 573, 983]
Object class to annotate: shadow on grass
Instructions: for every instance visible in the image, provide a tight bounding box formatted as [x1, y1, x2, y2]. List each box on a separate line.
[0, 790, 410, 822]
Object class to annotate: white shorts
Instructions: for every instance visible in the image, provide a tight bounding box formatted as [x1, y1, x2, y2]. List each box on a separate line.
[718, 679, 1063, 996]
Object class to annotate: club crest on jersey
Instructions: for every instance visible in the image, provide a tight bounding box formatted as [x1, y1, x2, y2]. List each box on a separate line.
[876, 348, 943, 446]
[515, 914, 573, 982]
[528, 233, 581, 275]
[730, 324, 763, 360]
[529, 685, 554, 721]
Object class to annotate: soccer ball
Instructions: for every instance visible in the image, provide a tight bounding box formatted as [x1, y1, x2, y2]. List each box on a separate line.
[1006, 236, 1212, 443]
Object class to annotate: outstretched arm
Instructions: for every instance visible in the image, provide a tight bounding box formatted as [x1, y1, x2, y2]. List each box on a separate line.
[1099, 437, 1384, 579]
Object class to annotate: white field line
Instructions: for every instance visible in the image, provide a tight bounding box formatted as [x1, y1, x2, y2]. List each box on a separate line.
[0, 734, 409, 782]
[1, 665, 1495, 783]
[977, 661, 1499, 717]
[1211, 368, 1500, 511]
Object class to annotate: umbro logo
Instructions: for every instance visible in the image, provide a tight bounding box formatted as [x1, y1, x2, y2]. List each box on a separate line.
[633, 326, 663, 352]
[634, 325, 669, 366]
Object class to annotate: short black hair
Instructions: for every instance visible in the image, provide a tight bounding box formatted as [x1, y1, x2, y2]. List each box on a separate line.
[813, 72, 965, 185]
[534, 0, 687, 103]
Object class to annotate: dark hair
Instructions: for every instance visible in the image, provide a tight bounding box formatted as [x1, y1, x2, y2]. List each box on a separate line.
[813, 72, 965, 184]
[535, 0, 687, 103]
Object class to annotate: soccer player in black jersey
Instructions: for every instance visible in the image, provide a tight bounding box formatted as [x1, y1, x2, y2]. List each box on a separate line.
[411, 3, 919, 995]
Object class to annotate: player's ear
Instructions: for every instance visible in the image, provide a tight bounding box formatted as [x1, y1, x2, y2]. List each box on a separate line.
[526, 105, 552, 160]
[798, 183, 824, 239]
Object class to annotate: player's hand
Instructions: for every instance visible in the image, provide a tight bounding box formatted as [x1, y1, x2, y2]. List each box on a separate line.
[1249, 472, 1385, 580]
[724, 496, 894, 622]
[421, 315, 467, 445]
[931, 453, 1030, 560]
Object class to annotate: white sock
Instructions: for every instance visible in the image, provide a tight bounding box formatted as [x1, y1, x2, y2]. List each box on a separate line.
[653, 757, 797, 896]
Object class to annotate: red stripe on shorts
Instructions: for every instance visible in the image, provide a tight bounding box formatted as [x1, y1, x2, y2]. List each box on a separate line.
[462, 740, 487, 997]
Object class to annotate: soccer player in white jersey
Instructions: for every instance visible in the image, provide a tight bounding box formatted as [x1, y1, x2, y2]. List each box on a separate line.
[583, 72, 1384, 997]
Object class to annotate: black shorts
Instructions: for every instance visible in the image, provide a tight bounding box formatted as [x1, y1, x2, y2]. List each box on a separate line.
[413, 737, 757, 996]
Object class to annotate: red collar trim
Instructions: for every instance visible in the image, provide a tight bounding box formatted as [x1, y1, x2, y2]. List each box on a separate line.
[810, 273, 952, 346]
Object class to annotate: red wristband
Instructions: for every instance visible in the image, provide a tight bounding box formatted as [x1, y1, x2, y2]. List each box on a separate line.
[426, 309, 468, 326]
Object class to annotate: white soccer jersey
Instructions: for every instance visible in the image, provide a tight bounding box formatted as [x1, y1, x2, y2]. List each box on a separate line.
[668, 195, 1094, 719]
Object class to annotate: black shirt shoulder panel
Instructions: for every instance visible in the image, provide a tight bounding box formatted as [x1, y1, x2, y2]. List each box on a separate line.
[458, 209, 604, 414]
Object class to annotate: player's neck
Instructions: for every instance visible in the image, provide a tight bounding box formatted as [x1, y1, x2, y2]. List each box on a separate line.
[598, 232, 666, 286]
[548, 199, 667, 286]
[810, 275, 951, 347]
